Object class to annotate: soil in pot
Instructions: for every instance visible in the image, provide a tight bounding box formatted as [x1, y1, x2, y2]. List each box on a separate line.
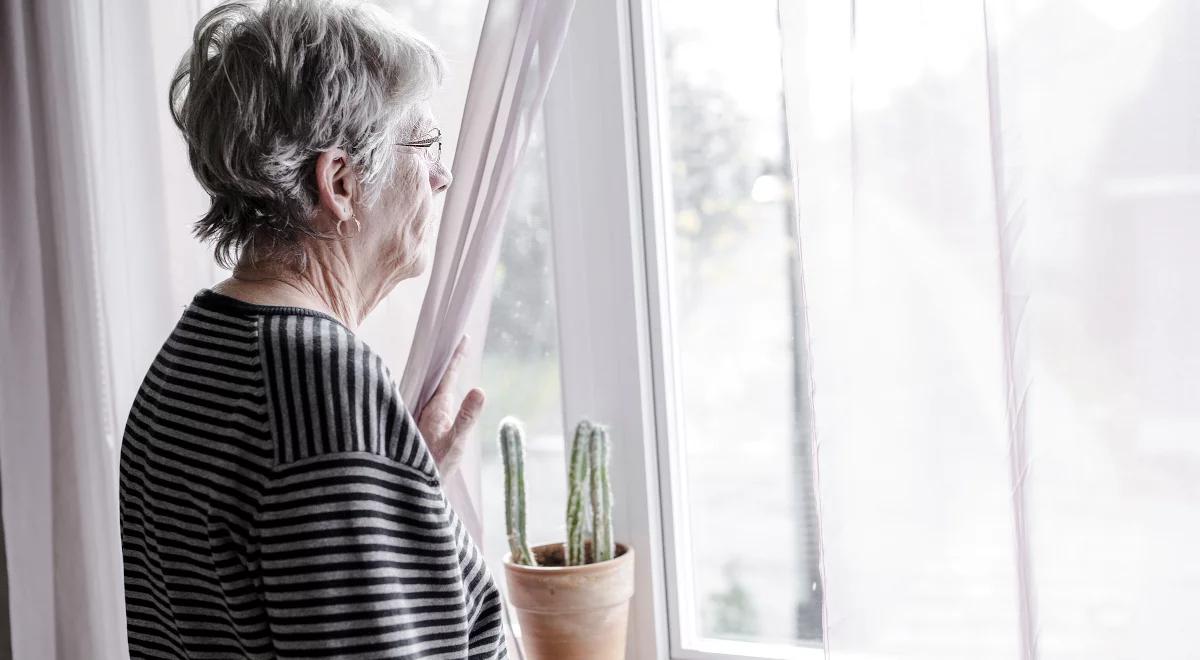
[528, 540, 627, 567]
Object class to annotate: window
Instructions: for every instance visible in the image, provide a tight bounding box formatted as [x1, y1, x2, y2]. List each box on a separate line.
[505, 0, 829, 656]
[651, 0, 823, 654]
[478, 113, 567, 598]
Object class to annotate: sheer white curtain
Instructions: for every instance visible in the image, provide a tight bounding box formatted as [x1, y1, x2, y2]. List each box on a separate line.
[398, 0, 574, 542]
[782, 1, 1200, 658]
[0, 1, 193, 657]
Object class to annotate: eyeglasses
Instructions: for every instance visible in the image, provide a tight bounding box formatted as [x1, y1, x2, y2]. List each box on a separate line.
[396, 128, 443, 164]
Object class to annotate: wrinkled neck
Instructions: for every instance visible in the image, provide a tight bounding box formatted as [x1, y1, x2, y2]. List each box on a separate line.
[229, 241, 375, 331]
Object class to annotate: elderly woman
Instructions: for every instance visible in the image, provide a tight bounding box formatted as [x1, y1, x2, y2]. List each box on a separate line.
[118, 1, 506, 657]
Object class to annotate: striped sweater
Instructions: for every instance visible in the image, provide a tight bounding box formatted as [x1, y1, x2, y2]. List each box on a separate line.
[119, 289, 507, 659]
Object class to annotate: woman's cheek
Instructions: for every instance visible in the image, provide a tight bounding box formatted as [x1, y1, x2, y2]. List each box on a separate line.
[390, 167, 422, 235]
[406, 198, 433, 259]
[383, 161, 434, 271]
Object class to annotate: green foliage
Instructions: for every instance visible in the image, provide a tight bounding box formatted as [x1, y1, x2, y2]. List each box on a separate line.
[704, 560, 759, 639]
[665, 37, 758, 256]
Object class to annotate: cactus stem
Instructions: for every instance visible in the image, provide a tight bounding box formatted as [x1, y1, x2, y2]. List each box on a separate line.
[566, 420, 593, 566]
[499, 417, 535, 566]
[589, 425, 614, 563]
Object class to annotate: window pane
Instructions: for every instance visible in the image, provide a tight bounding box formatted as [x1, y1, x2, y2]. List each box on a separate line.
[479, 113, 567, 594]
[656, 0, 823, 648]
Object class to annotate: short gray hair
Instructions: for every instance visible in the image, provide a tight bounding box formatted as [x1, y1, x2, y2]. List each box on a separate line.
[170, 0, 443, 268]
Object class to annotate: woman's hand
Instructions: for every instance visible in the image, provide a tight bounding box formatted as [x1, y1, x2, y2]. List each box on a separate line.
[417, 334, 485, 482]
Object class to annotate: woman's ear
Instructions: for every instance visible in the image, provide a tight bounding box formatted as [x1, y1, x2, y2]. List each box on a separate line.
[314, 148, 358, 230]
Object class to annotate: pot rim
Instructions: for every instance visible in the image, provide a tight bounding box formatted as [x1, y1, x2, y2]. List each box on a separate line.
[502, 541, 634, 574]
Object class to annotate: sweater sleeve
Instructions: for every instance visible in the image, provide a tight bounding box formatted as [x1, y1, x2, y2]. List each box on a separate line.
[256, 451, 475, 659]
[255, 314, 507, 659]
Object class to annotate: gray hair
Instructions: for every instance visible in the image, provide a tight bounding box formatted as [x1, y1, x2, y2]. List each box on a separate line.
[169, 0, 443, 268]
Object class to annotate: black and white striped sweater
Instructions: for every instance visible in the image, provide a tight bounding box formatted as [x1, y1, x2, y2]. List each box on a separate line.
[119, 289, 507, 659]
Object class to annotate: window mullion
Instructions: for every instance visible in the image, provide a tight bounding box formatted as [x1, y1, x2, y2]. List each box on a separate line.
[540, 0, 671, 658]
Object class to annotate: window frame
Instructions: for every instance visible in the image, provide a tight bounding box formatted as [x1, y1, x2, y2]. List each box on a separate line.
[538, 0, 670, 655]
[539, 0, 825, 658]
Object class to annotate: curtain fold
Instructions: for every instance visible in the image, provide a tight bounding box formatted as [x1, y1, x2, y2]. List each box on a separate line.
[782, 1, 1200, 658]
[0, 4, 60, 657]
[0, 1, 131, 658]
[399, 0, 575, 543]
[2, 1, 218, 657]
[981, 1, 1037, 656]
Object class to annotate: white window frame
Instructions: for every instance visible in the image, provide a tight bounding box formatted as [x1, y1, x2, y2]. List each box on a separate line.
[540, 0, 825, 658]
[538, 0, 669, 655]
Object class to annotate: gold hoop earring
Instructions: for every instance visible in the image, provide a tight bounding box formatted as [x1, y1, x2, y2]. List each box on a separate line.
[335, 215, 361, 239]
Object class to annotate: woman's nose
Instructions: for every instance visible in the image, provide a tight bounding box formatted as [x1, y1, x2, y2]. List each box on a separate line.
[431, 162, 452, 193]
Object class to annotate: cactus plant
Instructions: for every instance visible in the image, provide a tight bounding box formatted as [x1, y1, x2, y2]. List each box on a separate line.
[589, 424, 614, 562]
[566, 420, 593, 566]
[499, 417, 536, 566]
[500, 416, 619, 568]
[501, 417, 633, 659]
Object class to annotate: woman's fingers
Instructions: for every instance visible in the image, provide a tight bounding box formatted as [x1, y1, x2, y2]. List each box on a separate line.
[420, 337, 484, 480]
[434, 389, 484, 481]
[417, 404, 452, 440]
[419, 335, 469, 440]
[432, 334, 470, 401]
[449, 388, 485, 440]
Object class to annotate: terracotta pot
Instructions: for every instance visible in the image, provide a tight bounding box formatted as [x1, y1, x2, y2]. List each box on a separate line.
[503, 541, 635, 660]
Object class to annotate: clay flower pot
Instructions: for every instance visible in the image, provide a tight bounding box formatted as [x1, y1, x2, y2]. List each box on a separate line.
[503, 541, 635, 659]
